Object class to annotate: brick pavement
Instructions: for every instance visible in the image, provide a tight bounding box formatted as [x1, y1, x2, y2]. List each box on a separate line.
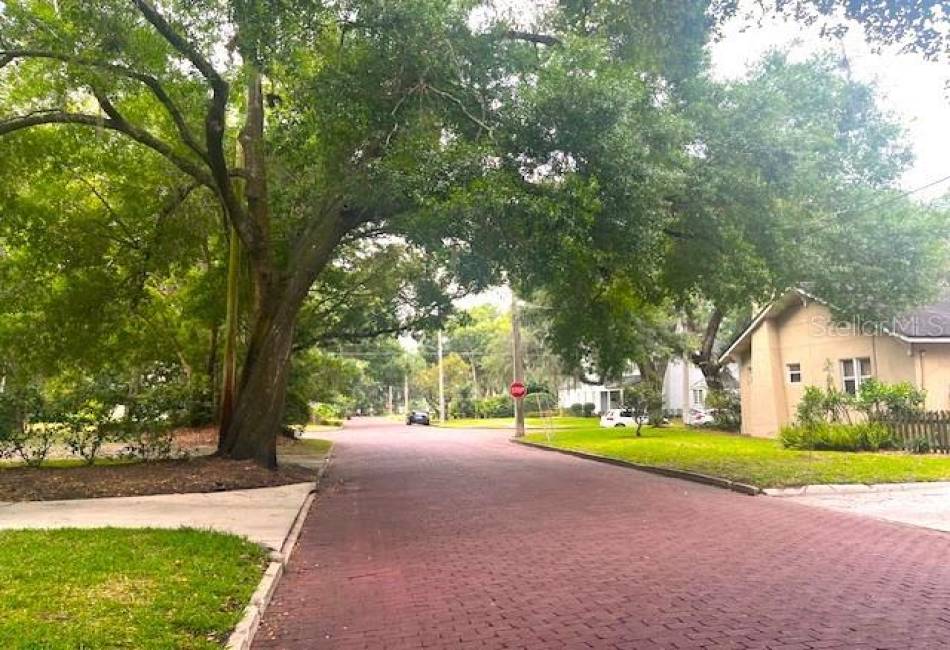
[255, 418, 950, 649]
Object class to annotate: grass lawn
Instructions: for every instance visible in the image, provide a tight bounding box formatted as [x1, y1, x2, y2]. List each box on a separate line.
[438, 416, 597, 429]
[292, 437, 333, 457]
[304, 423, 342, 433]
[0, 457, 142, 470]
[0, 528, 267, 649]
[525, 425, 950, 488]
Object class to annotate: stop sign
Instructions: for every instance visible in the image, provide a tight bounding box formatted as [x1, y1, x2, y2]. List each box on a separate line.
[509, 381, 527, 399]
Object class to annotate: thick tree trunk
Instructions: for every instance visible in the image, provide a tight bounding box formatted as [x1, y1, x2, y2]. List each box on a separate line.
[217, 293, 299, 468]
[207, 322, 220, 421]
[691, 308, 726, 392]
[219, 227, 242, 433]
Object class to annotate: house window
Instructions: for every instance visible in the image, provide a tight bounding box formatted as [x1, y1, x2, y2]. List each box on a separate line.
[692, 388, 705, 406]
[841, 357, 872, 395]
[787, 363, 801, 383]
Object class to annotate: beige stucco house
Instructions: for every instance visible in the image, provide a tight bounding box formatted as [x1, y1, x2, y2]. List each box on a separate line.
[719, 289, 950, 437]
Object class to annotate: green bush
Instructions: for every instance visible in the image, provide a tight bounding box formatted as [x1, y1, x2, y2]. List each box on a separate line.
[450, 397, 477, 419]
[61, 399, 118, 466]
[796, 385, 852, 427]
[706, 389, 740, 431]
[0, 384, 62, 466]
[568, 402, 598, 417]
[311, 402, 343, 426]
[284, 391, 312, 426]
[780, 421, 894, 452]
[855, 378, 925, 419]
[474, 396, 514, 418]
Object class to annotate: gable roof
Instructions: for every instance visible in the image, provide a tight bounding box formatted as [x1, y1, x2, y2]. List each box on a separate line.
[718, 289, 950, 364]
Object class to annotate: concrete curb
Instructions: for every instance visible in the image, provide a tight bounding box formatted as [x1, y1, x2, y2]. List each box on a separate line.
[764, 480, 950, 497]
[225, 451, 333, 650]
[511, 438, 761, 496]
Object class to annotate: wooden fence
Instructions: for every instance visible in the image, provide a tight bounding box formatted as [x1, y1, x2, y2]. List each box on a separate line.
[879, 411, 950, 454]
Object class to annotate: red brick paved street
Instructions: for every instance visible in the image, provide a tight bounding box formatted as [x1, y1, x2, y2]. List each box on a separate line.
[255, 418, 950, 649]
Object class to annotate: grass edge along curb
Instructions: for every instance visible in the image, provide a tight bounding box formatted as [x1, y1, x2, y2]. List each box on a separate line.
[511, 438, 761, 496]
[226, 449, 334, 650]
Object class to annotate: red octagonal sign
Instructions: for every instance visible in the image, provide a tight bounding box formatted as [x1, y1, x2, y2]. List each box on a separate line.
[509, 381, 527, 399]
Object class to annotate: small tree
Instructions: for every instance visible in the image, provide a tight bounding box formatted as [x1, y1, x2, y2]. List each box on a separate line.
[855, 378, 925, 420]
[796, 385, 853, 428]
[625, 383, 663, 437]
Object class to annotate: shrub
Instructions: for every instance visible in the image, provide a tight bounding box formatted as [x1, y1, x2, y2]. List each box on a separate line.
[117, 383, 179, 462]
[796, 385, 852, 427]
[311, 402, 343, 426]
[780, 422, 894, 452]
[122, 426, 176, 461]
[909, 437, 932, 454]
[860, 422, 896, 451]
[0, 385, 60, 466]
[62, 399, 117, 466]
[582, 402, 595, 417]
[779, 424, 810, 450]
[706, 389, 740, 431]
[855, 378, 925, 419]
[450, 397, 477, 419]
[284, 391, 312, 427]
[474, 396, 513, 418]
[568, 403, 585, 416]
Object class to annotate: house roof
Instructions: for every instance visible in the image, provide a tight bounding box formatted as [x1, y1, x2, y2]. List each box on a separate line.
[891, 297, 950, 338]
[718, 289, 950, 364]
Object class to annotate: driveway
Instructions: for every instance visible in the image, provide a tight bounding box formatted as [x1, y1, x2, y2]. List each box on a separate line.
[255, 418, 950, 649]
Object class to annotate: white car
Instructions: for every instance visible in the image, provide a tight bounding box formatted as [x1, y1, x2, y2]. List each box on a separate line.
[686, 407, 716, 425]
[599, 408, 648, 428]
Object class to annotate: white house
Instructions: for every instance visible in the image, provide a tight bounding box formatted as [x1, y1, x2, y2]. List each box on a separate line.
[557, 363, 641, 414]
[662, 358, 710, 415]
[558, 358, 737, 421]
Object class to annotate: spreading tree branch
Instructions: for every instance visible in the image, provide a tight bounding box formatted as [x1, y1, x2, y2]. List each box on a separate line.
[0, 111, 214, 186]
[0, 49, 208, 162]
[131, 0, 225, 88]
[131, 0, 260, 261]
[503, 30, 561, 46]
[425, 83, 493, 136]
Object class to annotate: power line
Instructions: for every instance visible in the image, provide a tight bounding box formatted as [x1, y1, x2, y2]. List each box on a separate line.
[839, 172, 950, 218]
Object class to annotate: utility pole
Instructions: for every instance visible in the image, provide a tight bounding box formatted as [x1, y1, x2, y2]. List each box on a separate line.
[511, 294, 526, 437]
[403, 373, 409, 414]
[437, 330, 446, 423]
[388, 385, 394, 415]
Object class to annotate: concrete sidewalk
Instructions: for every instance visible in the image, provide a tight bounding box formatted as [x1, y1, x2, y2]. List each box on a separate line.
[0, 482, 313, 550]
[774, 482, 950, 533]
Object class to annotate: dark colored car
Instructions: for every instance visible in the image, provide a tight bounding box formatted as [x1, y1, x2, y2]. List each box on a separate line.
[406, 410, 431, 426]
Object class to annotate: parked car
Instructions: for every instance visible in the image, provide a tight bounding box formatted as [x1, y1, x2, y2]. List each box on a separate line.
[406, 410, 431, 426]
[600, 408, 670, 428]
[686, 406, 716, 425]
[599, 409, 645, 428]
